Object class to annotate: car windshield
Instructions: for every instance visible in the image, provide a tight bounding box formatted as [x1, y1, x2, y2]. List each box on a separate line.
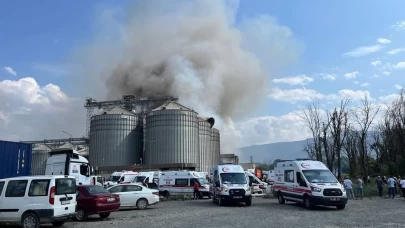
[134, 176, 146, 182]
[108, 176, 121, 182]
[85, 186, 109, 194]
[220, 173, 247, 184]
[198, 178, 208, 185]
[302, 170, 338, 184]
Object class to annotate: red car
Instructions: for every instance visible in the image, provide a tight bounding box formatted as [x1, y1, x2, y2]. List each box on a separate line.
[75, 185, 120, 221]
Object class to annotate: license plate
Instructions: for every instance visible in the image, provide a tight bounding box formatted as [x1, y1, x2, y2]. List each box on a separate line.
[107, 198, 115, 202]
[233, 196, 242, 199]
[330, 198, 340, 201]
[61, 200, 70, 205]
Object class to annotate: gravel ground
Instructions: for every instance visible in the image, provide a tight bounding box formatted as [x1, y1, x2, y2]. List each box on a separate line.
[3, 196, 405, 228]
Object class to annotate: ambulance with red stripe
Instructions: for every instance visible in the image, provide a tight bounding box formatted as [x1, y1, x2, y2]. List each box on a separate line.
[210, 164, 252, 206]
[272, 160, 347, 210]
[158, 171, 210, 198]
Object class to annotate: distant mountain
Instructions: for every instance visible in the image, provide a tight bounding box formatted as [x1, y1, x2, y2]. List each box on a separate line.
[237, 139, 309, 163]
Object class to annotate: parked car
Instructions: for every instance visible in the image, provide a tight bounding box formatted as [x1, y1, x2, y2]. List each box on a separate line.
[75, 185, 120, 221]
[106, 183, 159, 210]
[0, 175, 77, 228]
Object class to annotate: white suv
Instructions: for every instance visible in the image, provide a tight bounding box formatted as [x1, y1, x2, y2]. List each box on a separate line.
[0, 175, 77, 228]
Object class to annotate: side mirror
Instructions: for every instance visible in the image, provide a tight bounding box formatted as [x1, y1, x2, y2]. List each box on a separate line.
[249, 182, 252, 187]
[215, 181, 220, 187]
[300, 180, 306, 187]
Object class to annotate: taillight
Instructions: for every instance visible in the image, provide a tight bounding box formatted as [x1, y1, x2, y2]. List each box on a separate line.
[152, 192, 159, 195]
[49, 186, 55, 205]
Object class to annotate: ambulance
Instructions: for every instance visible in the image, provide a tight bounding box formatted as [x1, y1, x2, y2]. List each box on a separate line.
[210, 164, 252, 206]
[245, 171, 268, 194]
[158, 171, 210, 198]
[105, 171, 139, 187]
[272, 159, 348, 210]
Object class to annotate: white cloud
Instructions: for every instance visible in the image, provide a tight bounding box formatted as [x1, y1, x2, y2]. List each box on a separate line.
[316, 73, 336, 81]
[354, 81, 359, 84]
[383, 71, 391, 75]
[387, 48, 405, 55]
[377, 38, 391, 44]
[391, 21, 405, 31]
[268, 88, 323, 103]
[3, 67, 17, 76]
[394, 84, 403, 90]
[268, 87, 371, 103]
[371, 60, 381, 67]
[0, 77, 85, 141]
[344, 71, 359, 79]
[393, 62, 405, 69]
[341, 45, 383, 57]
[360, 82, 370, 87]
[235, 111, 312, 146]
[272, 74, 313, 85]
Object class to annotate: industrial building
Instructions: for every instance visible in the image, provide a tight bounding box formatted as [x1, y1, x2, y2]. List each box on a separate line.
[86, 95, 221, 174]
[21, 95, 221, 175]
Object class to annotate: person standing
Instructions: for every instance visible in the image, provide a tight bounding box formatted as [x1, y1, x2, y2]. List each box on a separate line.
[376, 176, 384, 197]
[357, 177, 364, 199]
[400, 177, 405, 199]
[344, 177, 354, 199]
[398, 177, 403, 197]
[387, 175, 395, 199]
[193, 180, 200, 199]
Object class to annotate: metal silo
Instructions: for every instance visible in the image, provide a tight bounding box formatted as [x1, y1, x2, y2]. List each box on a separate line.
[31, 144, 51, 175]
[211, 128, 220, 167]
[199, 117, 215, 172]
[89, 106, 143, 168]
[145, 101, 199, 169]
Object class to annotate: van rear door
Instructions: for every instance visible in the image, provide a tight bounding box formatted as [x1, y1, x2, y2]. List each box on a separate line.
[52, 177, 76, 217]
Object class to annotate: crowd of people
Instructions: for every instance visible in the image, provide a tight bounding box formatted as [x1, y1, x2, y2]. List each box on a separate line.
[340, 175, 405, 199]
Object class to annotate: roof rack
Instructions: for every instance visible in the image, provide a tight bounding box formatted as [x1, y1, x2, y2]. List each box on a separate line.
[295, 158, 313, 161]
[218, 163, 237, 165]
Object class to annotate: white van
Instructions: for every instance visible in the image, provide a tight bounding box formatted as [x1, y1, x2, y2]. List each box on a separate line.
[245, 171, 268, 194]
[158, 171, 210, 198]
[210, 164, 252, 206]
[0, 175, 77, 228]
[105, 171, 139, 187]
[272, 160, 348, 210]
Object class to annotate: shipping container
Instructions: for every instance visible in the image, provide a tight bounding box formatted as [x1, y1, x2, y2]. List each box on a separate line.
[0, 140, 32, 179]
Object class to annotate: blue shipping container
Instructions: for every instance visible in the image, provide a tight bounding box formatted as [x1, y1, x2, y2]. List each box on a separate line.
[0, 140, 32, 179]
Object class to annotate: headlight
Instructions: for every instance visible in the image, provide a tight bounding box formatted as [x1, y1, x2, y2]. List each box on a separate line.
[222, 188, 228, 192]
[245, 187, 251, 192]
[310, 186, 322, 192]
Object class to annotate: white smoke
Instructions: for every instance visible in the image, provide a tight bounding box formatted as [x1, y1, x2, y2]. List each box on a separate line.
[69, 0, 303, 154]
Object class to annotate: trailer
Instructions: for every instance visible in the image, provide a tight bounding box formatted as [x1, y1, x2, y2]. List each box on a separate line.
[0, 140, 32, 179]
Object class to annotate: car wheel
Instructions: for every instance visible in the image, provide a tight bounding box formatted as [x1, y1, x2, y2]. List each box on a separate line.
[336, 204, 346, 210]
[136, 198, 148, 210]
[99, 213, 111, 219]
[304, 196, 313, 210]
[218, 196, 224, 206]
[51, 221, 65, 227]
[75, 208, 88, 221]
[277, 192, 285, 204]
[21, 212, 40, 228]
[245, 198, 252, 206]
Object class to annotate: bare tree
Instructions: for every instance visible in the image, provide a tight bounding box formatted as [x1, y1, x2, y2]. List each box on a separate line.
[343, 128, 359, 178]
[299, 100, 323, 161]
[328, 98, 350, 179]
[352, 96, 380, 177]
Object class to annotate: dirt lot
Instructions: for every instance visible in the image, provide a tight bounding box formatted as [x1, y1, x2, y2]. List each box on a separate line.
[4, 197, 405, 228]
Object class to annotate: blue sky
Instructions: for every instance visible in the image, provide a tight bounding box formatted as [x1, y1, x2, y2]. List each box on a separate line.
[0, 0, 404, 146]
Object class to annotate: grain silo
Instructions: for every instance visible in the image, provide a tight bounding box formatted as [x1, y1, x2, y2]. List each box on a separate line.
[31, 144, 51, 175]
[145, 101, 199, 170]
[89, 106, 143, 169]
[211, 128, 220, 167]
[198, 117, 215, 172]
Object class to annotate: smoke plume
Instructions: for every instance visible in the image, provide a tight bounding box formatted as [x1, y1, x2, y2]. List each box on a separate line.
[71, 0, 302, 153]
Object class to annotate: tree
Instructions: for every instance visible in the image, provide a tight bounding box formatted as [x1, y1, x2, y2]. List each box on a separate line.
[299, 100, 323, 161]
[352, 96, 380, 177]
[327, 99, 350, 179]
[343, 128, 359, 178]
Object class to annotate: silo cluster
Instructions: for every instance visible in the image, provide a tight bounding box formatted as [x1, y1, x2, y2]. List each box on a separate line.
[88, 100, 221, 172]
